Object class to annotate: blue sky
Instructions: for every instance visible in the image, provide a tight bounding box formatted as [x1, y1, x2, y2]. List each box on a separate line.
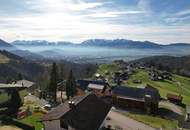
[0, 0, 190, 44]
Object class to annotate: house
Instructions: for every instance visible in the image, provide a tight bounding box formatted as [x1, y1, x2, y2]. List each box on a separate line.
[112, 86, 160, 114]
[167, 93, 183, 105]
[76, 80, 110, 96]
[88, 83, 110, 97]
[13, 80, 36, 93]
[186, 105, 190, 122]
[42, 93, 112, 130]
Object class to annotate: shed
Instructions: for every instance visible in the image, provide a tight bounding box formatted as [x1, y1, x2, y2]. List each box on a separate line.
[167, 93, 183, 105]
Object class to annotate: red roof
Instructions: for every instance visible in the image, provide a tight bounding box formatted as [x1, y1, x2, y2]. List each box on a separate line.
[167, 93, 182, 101]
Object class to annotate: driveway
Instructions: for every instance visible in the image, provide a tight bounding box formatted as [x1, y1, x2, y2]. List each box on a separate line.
[105, 109, 157, 130]
[159, 101, 183, 115]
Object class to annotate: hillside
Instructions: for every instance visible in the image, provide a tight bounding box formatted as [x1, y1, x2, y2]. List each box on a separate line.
[0, 54, 9, 64]
[132, 55, 190, 77]
[0, 50, 45, 82]
[97, 63, 190, 104]
[0, 39, 15, 50]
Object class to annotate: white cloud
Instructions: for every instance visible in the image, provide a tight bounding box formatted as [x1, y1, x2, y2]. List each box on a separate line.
[175, 9, 190, 16]
[83, 10, 146, 18]
[0, 0, 190, 44]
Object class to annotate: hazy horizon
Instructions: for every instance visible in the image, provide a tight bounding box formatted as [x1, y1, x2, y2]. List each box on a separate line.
[0, 0, 190, 44]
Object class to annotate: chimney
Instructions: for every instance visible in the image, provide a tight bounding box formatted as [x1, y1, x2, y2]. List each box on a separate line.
[68, 101, 75, 109]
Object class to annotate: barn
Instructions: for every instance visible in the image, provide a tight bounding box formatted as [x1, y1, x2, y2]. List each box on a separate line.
[112, 86, 160, 114]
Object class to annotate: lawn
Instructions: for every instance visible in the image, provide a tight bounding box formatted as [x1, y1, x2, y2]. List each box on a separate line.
[21, 112, 44, 130]
[126, 69, 190, 105]
[0, 93, 10, 103]
[121, 111, 178, 130]
[0, 89, 28, 103]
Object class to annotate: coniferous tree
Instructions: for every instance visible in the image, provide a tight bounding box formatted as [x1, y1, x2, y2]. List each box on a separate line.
[17, 73, 23, 80]
[7, 89, 22, 116]
[66, 70, 76, 99]
[48, 62, 58, 103]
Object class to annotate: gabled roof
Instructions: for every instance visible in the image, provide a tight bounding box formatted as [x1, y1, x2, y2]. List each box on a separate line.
[112, 86, 160, 102]
[77, 79, 108, 90]
[42, 93, 111, 130]
[0, 83, 24, 89]
[14, 80, 35, 88]
[88, 83, 105, 90]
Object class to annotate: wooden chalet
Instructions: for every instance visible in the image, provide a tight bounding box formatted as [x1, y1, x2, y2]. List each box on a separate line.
[167, 93, 183, 105]
[112, 86, 160, 114]
[13, 79, 36, 93]
[42, 93, 112, 130]
[76, 80, 110, 97]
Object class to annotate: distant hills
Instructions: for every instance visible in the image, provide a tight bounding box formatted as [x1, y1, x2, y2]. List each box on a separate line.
[0, 39, 15, 50]
[0, 50, 45, 82]
[12, 39, 190, 49]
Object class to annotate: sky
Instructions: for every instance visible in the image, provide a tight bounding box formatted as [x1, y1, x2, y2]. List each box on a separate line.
[0, 0, 190, 44]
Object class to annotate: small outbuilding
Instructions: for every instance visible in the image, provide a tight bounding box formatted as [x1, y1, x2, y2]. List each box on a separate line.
[167, 93, 183, 105]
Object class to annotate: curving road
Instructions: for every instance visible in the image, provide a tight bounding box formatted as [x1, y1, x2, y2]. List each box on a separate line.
[105, 109, 157, 130]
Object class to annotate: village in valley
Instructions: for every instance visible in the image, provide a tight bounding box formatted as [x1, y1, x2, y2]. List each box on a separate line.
[0, 60, 190, 130]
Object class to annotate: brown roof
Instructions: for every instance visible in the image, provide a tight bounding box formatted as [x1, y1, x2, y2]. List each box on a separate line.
[112, 86, 160, 103]
[42, 93, 111, 130]
[167, 93, 182, 101]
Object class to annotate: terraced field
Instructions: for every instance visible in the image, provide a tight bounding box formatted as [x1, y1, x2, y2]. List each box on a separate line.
[0, 54, 9, 64]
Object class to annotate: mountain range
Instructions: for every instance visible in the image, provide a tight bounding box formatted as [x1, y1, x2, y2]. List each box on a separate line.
[12, 39, 190, 49]
[1, 38, 190, 63]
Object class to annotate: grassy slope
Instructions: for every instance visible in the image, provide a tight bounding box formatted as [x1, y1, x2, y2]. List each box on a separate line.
[0, 54, 9, 64]
[97, 64, 190, 129]
[0, 90, 27, 104]
[127, 69, 190, 105]
[98, 64, 190, 104]
[21, 112, 43, 130]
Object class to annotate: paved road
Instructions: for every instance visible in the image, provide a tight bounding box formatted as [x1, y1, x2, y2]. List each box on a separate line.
[105, 109, 157, 130]
[159, 101, 183, 115]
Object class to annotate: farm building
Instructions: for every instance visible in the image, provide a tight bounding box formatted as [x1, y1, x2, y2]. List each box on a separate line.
[167, 93, 183, 105]
[112, 86, 160, 114]
[42, 93, 111, 130]
[13, 79, 36, 93]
